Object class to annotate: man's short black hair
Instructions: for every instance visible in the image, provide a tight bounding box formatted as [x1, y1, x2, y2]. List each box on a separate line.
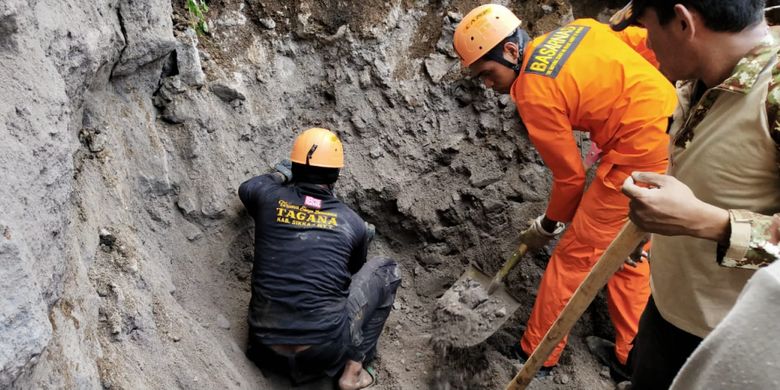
[634, 0, 765, 32]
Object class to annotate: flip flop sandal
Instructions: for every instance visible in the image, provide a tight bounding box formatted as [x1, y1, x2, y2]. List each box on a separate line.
[364, 366, 377, 388]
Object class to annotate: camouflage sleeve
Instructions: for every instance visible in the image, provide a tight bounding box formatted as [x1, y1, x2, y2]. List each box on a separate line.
[718, 210, 780, 269]
[765, 46, 780, 170]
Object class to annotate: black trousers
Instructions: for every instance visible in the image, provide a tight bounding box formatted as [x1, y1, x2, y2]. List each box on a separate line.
[629, 297, 703, 390]
[247, 257, 401, 385]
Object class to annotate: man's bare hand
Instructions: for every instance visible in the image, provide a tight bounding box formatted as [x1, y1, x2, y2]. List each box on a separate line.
[771, 214, 780, 245]
[621, 172, 730, 242]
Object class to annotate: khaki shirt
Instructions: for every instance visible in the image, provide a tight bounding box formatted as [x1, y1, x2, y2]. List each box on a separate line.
[651, 31, 780, 337]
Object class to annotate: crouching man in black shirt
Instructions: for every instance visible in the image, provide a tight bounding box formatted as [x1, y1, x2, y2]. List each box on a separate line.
[239, 128, 401, 390]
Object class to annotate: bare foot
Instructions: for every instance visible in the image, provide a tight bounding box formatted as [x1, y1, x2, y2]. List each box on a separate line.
[338, 360, 373, 390]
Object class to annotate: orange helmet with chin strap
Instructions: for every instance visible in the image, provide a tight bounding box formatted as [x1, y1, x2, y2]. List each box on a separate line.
[453, 4, 523, 67]
[290, 128, 344, 168]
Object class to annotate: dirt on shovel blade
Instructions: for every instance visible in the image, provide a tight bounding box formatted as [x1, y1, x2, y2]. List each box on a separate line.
[433, 266, 522, 347]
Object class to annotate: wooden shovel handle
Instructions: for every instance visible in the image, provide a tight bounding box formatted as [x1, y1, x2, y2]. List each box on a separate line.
[488, 243, 529, 294]
[505, 221, 646, 390]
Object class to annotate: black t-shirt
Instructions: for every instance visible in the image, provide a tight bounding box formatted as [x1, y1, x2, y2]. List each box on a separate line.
[238, 174, 368, 345]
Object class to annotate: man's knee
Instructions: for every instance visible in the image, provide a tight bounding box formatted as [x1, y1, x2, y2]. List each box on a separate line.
[365, 257, 401, 285]
[364, 257, 401, 309]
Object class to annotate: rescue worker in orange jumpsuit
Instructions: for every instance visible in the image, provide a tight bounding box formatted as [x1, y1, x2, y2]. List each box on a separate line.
[453, 4, 677, 380]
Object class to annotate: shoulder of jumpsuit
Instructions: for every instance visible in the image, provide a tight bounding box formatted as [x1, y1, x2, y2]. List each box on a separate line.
[627, 32, 659, 68]
[517, 17, 601, 75]
[512, 24, 585, 109]
[510, 72, 569, 122]
[514, 19, 627, 116]
[716, 29, 780, 94]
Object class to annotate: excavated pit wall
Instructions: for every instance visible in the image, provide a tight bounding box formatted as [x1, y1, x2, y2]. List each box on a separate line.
[2, 0, 626, 389]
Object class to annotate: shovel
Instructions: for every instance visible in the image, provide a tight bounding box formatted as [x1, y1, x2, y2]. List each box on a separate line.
[433, 244, 529, 348]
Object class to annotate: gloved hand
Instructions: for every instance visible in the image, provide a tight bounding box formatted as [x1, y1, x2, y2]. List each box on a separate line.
[518, 214, 565, 250]
[274, 159, 293, 183]
[365, 222, 376, 243]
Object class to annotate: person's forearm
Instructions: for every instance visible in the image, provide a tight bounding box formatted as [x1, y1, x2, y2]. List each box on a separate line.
[692, 202, 731, 244]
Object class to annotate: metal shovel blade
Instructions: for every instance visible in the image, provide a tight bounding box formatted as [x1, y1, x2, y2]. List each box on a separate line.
[433, 264, 522, 348]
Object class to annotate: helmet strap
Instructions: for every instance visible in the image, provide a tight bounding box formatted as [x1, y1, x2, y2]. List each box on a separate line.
[485, 52, 521, 74]
[305, 144, 318, 165]
[484, 28, 530, 75]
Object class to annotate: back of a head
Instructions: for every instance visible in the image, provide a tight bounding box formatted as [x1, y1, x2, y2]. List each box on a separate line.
[627, 0, 765, 32]
[289, 127, 343, 185]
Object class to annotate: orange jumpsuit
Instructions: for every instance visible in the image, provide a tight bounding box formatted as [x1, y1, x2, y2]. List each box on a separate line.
[510, 19, 676, 366]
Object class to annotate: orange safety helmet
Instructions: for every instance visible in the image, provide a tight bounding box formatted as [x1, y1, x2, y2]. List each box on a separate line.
[453, 4, 522, 67]
[290, 127, 344, 168]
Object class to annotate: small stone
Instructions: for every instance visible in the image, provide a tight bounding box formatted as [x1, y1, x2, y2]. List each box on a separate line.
[216, 314, 231, 330]
[495, 307, 507, 317]
[215, 11, 246, 27]
[210, 82, 246, 102]
[99, 228, 116, 250]
[96, 285, 110, 297]
[392, 302, 402, 311]
[176, 29, 205, 87]
[424, 53, 455, 84]
[541, 4, 554, 13]
[186, 229, 203, 242]
[359, 69, 372, 88]
[369, 146, 383, 159]
[350, 113, 367, 132]
[555, 374, 570, 384]
[99, 228, 113, 239]
[258, 17, 276, 30]
[171, 333, 182, 342]
[599, 366, 611, 379]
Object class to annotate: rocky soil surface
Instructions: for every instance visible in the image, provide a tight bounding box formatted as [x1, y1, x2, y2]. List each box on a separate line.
[2, 0, 635, 389]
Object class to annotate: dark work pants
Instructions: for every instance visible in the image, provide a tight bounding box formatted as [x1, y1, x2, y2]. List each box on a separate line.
[629, 297, 703, 390]
[247, 257, 401, 384]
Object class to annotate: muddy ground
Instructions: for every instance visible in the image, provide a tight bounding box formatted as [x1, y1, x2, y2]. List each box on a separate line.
[3, 0, 646, 389]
